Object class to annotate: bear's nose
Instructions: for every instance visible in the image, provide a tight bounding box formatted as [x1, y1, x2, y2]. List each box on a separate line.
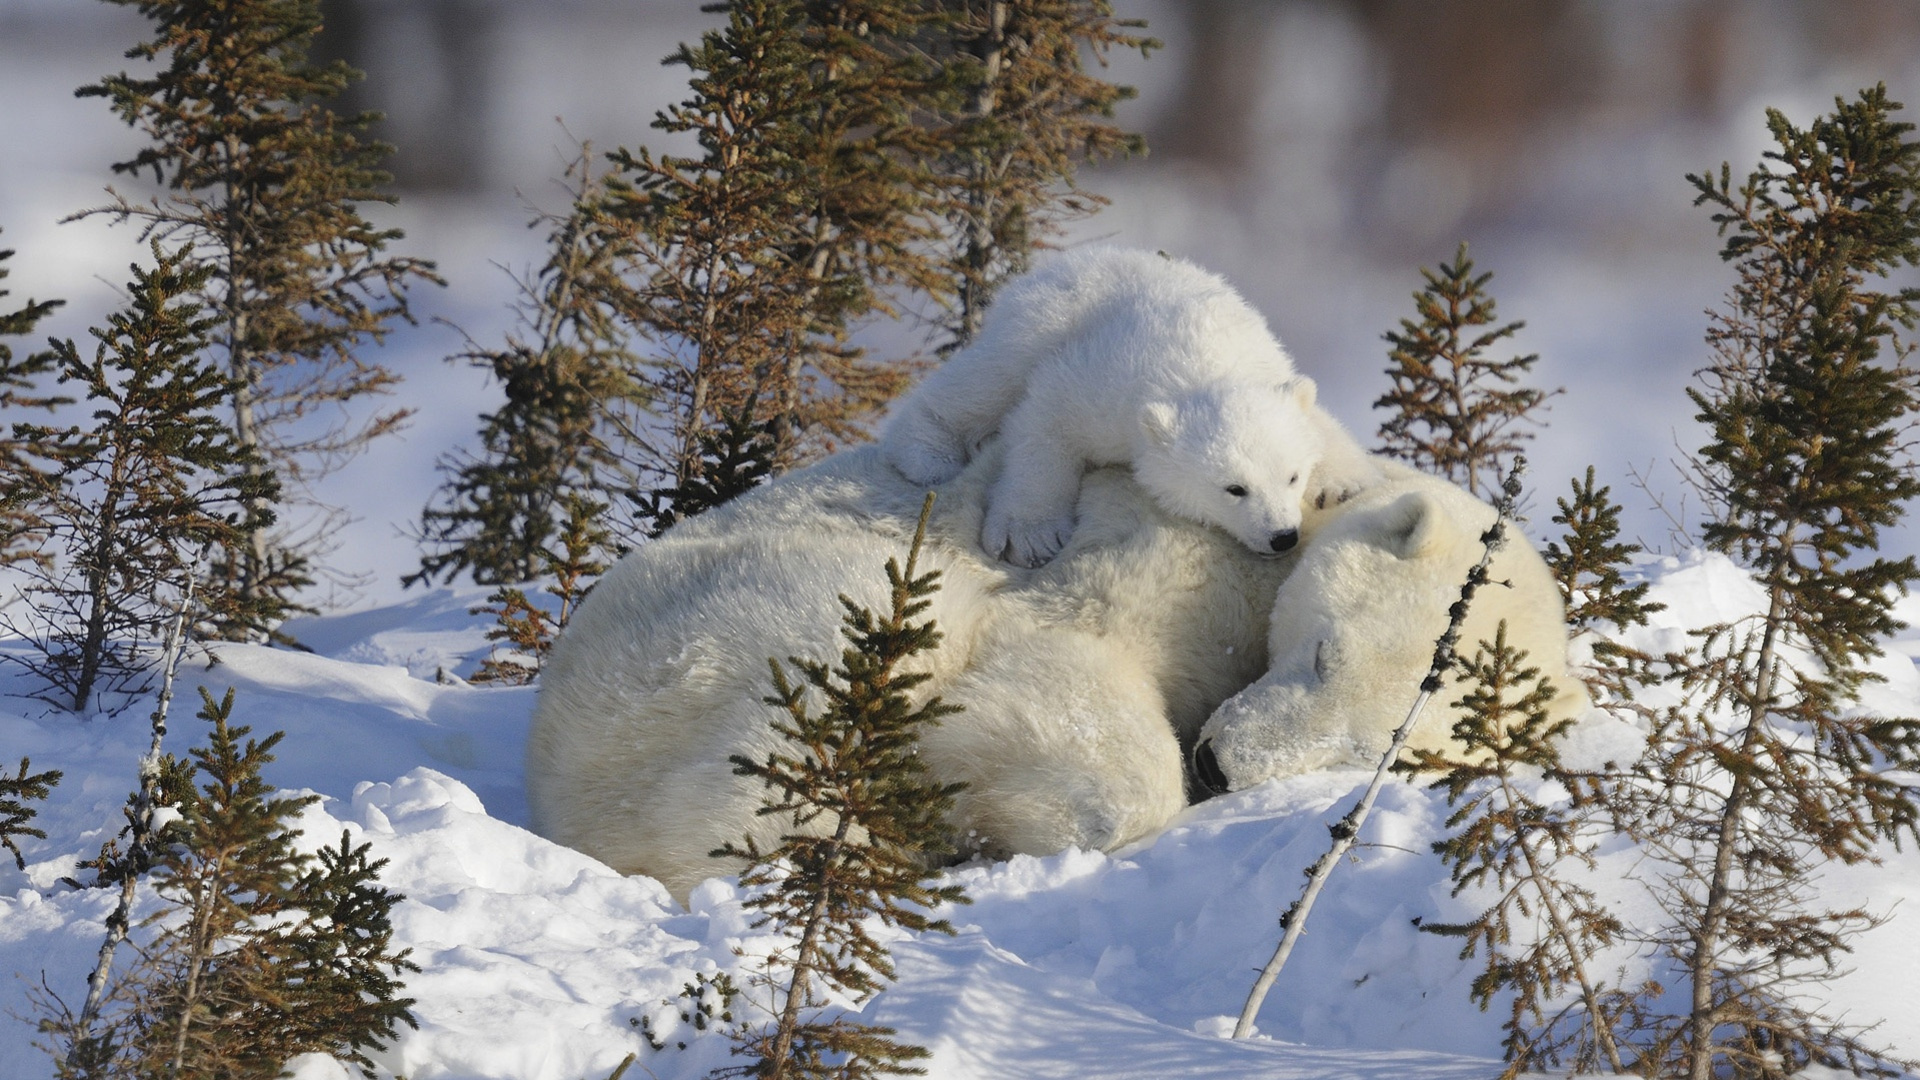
[1268, 529, 1298, 553]
[1193, 739, 1230, 795]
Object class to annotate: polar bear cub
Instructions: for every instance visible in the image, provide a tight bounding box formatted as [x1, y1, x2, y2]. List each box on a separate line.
[883, 246, 1374, 567]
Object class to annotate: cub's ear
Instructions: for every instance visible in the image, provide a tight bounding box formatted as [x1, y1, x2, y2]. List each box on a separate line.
[1140, 401, 1179, 448]
[1283, 375, 1318, 409]
[1365, 491, 1447, 560]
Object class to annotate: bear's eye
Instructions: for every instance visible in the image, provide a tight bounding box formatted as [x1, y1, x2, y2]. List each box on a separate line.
[1288, 473, 1300, 487]
[1224, 484, 1248, 498]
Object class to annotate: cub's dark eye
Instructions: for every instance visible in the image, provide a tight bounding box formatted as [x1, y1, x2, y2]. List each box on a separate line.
[1224, 484, 1248, 498]
[1288, 473, 1300, 486]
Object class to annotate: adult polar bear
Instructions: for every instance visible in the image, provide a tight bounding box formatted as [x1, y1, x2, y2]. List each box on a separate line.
[1193, 459, 1590, 794]
[527, 443, 1293, 901]
[526, 450, 1586, 902]
[883, 247, 1378, 568]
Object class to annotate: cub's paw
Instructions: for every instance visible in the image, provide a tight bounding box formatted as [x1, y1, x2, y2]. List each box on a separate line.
[1308, 452, 1385, 511]
[981, 505, 1076, 568]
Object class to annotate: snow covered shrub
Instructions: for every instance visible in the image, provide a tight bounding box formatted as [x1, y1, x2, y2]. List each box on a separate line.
[38, 687, 416, 1080]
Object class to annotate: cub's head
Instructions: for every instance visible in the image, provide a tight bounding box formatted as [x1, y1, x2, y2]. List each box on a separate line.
[1134, 378, 1324, 557]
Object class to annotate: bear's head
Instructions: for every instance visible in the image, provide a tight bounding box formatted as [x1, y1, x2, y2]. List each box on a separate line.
[1190, 468, 1588, 794]
[1133, 377, 1324, 558]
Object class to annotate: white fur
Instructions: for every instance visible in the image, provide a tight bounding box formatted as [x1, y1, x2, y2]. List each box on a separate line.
[1193, 460, 1589, 792]
[526, 443, 1292, 902]
[882, 247, 1379, 567]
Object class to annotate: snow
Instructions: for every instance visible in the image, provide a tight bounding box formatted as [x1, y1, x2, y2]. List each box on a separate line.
[4, 552, 1918, 1079]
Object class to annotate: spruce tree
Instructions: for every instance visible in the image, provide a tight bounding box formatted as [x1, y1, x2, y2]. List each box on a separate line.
[279, 830, 420, 1076]
[411, 149, 640, 587]
[1609, 85, 1920, 1079]
[7, 245, 272, 713]
[58, 687, 417, 1080]
[930, 1, 1156, 350]
[543, 1, 1152, 541]
[1398, 624, 1626, 1077]
[1376, 243, 1559, 497]
[134, 687, 321, 1078]
[1542, 466, 1663, 698]
[468, 493, 609, 686]
[632, 396, 778, 539]
[76, 0, 440, 636]
[714, 497, 967, 1080]
[2, 758, 63, 872]
[0, 229, 70, 564]
[602, 0, 944, 526]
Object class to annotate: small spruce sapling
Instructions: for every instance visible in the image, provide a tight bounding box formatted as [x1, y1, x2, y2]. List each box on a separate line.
[714, 494, 968, 1080]
[7, 245, 272, 713]
[58, 687, 416, 1080]
[1, 758, 63, 872]
[1543, 466, 1664, 700]
[133, 686, 323, 1078]
[1397, 623, 1626, 1076]
[638, 972, 744, 1054]
[1377, 244, 1559, 498]
[412, 147, 640, 588]
[281, 830, 420, 1076]
[470, 493, 611, 685]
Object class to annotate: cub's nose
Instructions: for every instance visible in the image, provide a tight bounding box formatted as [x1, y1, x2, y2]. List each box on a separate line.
[1268, 529, 1299, 553]
[1193, 739, 1230, 795]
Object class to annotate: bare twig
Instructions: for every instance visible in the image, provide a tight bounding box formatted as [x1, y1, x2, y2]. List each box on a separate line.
[64, 546, 204, 1069]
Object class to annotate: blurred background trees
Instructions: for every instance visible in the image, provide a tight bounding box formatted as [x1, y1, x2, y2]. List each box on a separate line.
[6, 0, 1920, 593]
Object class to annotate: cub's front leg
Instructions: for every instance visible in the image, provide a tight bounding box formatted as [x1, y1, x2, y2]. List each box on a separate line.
[980, 407, 1089, 567]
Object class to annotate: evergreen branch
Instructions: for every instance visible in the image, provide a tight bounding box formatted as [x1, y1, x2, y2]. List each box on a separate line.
[1, 758, 62, 871]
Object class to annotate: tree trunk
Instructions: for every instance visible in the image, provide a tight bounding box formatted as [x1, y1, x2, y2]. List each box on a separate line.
[1685, 581, 1786, 1080]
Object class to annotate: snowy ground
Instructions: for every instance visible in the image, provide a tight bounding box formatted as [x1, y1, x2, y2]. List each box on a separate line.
[3, 549, 1918, 1080]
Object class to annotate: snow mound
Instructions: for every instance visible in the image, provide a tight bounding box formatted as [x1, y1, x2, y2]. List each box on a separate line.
[3, 563, 1916, 1079]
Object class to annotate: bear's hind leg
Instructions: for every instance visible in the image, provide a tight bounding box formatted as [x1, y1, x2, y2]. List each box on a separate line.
[883, 397, 975, 486]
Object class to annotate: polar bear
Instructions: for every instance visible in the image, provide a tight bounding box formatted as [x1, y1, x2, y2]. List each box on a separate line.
[882, 247, 1378, 567]
[526, 442, 1294, 902]
[1192, 459, 1589, 794]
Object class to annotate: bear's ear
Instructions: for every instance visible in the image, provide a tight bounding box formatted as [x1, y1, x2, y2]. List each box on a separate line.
[1283, 375, 1318, 409]
[1367, 491, 1447, 560]
[1140, 401, 1179, 448]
